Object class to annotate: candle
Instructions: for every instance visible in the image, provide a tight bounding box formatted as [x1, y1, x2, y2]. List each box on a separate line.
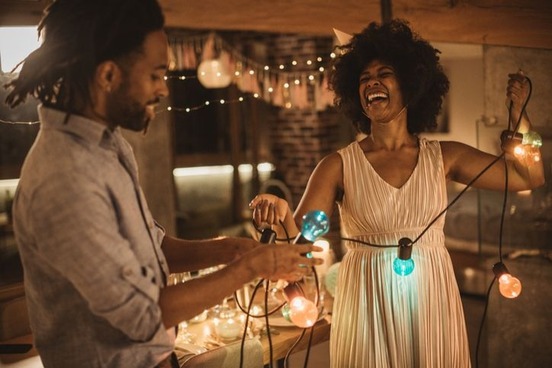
[213, 316, 242, 340]
[313, 238, 335, 279]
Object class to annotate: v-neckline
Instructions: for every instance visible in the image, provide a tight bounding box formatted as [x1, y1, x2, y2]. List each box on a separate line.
[355, 139, 421, 190]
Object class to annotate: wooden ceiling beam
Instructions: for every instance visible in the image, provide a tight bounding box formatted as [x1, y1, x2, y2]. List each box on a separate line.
[0, 0, 550, 50]
[159, 0, 552, 50]
[0, 0, 50, 26]
[393, 0, 552, 50]
[161, 0, 382, 37]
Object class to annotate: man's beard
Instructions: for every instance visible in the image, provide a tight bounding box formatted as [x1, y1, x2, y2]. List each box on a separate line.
[105, 85, 151, 132]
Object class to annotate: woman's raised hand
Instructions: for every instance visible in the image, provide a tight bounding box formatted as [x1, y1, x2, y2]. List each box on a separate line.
[249, 194, 291, 228]
[506, 70, 531, 123]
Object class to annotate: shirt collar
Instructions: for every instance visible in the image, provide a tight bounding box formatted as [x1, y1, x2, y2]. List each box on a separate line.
[38, 105, 120, 148]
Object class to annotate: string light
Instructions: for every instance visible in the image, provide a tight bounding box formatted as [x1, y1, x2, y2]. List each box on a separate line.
[281, 283, 319, 328]
[279, 210, 329, 328]
[160, 93, 260, 114]
[0, 118, 40, 125]
[500, 129, 543, 163]
[169, 32, 335, 87]
[393, 237, 415, 276]
[1, 90, 262, 125]
[169, 32, 334, 75]
[492, 262, 522, 298]
[167, 31, 336, 109]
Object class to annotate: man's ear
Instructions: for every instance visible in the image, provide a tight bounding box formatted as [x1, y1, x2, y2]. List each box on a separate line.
[95, 61, 120, 93]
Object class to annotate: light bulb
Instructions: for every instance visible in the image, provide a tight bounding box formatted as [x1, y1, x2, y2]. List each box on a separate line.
[522, 131, 542, 148]
[501, 130, 542, 163]
[393, 257, 415, 276]
[282, 283, 319, 328]
[281, 304, 292, 323]
[288, 296, 319, 328]
[498, 274, 522, 298]
[393, 237, 414, 276]
[493, 262, 522, 299]
[294, 210, 330, 259]
[300, 210, 329, 242]
[197, 59, 232, 88]
[513, 145, 526, 158]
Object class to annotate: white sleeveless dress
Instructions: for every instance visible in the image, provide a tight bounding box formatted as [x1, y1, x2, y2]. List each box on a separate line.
[330, 138, 471, 368]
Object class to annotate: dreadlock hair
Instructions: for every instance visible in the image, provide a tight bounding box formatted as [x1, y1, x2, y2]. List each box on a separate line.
[329, 19, 449, 135]
[4, 0, 165, 114]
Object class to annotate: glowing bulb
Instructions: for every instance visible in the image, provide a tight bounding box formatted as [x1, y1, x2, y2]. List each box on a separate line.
[493, 262, 522, 298]
[281, 304, 292, 322]
[522, 131, 542, 147]
[300, 210, 329, 242]
[393, 237, 414, 276]
[197, 59, 232, 88]
[393, 257, 415, 276]
[282, 283, 319, 328]
[498, 274, 522, 298]
[501, 130, 543, 162]
[513, 145, 526, 158]
[288, 296, 318, 328]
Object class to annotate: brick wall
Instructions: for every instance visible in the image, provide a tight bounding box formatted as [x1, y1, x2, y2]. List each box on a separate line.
[264, 34, 348, 259]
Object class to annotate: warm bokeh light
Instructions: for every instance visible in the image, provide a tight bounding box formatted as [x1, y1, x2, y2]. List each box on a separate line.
[513, 145, 525, 157]
[197, 59, 232, 88]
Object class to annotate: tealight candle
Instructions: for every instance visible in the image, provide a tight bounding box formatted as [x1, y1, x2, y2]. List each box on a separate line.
[213, 316, 242, 340]
[213, 307, 243, 340]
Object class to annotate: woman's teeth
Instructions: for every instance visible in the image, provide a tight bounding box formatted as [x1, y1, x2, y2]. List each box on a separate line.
[367, 92, 387, 103]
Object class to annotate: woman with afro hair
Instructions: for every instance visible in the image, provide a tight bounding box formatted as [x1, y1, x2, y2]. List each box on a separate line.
[251, 19, 544, 367]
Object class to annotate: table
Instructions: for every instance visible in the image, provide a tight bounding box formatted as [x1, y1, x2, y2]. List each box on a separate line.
[181, 284, 333, 366]
[0, 286, 333, 367]
[1, 316, 331, 367]
[259, 315, 331, 366]
[183, 310, 331, 366]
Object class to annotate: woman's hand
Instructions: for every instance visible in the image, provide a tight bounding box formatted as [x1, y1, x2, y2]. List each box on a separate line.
[506, 70, 531, 125]
[249, 194, 291, 228]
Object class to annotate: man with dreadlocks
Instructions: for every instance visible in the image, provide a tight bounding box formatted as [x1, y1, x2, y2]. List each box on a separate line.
[4, 1, 323, 367]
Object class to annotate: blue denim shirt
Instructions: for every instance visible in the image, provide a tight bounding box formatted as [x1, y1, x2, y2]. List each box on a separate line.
[13, 106, 174, 367]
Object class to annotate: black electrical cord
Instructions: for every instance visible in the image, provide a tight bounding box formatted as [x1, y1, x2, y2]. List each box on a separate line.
[475, 277, 496, 368]
[240, 224, 321, 368]
[475, 76, 533, 367]
[284, 328, 308, 368]
[264, 280, 274, 367]
[238, 279, 263, 368]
